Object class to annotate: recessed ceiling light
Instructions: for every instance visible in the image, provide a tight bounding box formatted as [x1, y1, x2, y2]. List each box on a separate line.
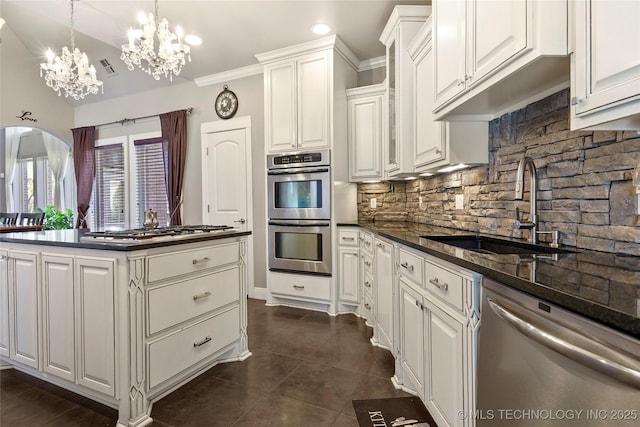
[184, 35, 202, 46]
[312, 23, 331, 35]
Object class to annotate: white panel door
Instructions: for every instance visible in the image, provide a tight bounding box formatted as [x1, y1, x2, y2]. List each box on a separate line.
[203, 128, 248, 230]
[297, 51, 330, 149]
[0, 250, 10, 357]
[574, 0, 640, 116]
[265, 62, 297, 152]
[42, 255, 75, 382]
[425, 300, 464, 427]
[468, 0, 528, 85]
[349, 94, 383, 180]
[10, 251, 39, 369]
[399, 278, 424, 396]
[338, 248, 360, 304]
[75, 257, 116, 397]
[433, 0, 467, 108]
[375, 239, 393, 350]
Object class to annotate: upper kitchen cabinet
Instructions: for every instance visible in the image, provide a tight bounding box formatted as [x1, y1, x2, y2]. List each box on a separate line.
[408, 17, 488, 173]
[380, 5, 431, 179]
[433, 0, 569, 120]
[571, 0, 640, 130]
[257, 35, 358, 154]
[346, 83, 385, 182]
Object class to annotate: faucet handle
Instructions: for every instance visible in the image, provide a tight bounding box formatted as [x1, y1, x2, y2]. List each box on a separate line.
[515, 207, 535, 230]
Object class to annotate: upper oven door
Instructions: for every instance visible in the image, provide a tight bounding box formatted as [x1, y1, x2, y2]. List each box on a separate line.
[267, 167, 331, 220]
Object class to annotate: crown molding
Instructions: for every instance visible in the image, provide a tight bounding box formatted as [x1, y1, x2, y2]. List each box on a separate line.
[358, 56, 386, 72]
[194, 63, 264, 87]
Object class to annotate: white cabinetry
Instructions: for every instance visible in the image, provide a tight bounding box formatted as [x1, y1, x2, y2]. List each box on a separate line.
[0, 250, 9, 358]
[360, 231, 375, 326]
[395, 246, 480, 427]
[373, 238, 393, 350]
[338, 229, 360, 305]
[258, 35, 358, 154]
[380, 5, 430, 178]
[346, 83, 385, 182]
[433, 0, 568, 119]
[571, 0, 640, 130]
[408, 17, 488, 173]
[9, 251, 39, 369]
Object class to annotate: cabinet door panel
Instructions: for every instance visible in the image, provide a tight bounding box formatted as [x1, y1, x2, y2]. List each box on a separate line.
[339, 248, 360, 304]
[265, 62, 297, 151]
[76, 258, 116, 397]
[434, 0, 467, 107]
[298, 52, 330, 149]
[349, 96, 383, 179]
[375, 240, 393, 350]
[0, 251, 9, 358]
[10, 252, 39, 369]
[399, 279, 424, 395]
[425, 302, 464, 427]
[574, 0, 640, 116]
[468, 0, 527, 85]
[42, 255, 75, 381]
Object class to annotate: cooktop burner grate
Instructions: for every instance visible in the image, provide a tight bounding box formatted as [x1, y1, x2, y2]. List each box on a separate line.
[82, 225, 234, 240]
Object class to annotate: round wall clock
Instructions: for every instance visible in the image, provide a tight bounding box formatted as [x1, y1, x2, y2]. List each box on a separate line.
[215, 85, 238, 119]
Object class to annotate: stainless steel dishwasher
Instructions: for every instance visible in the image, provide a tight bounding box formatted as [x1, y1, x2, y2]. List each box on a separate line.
[476, 279, 640, 426]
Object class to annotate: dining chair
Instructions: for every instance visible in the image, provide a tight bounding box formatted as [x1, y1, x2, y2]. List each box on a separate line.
[18, 212, 45, 226]
[0, 212, 19, 225]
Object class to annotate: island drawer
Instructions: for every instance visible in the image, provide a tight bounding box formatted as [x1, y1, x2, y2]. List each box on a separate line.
[147, 267, 240, 335]
[146, 242, 239, 283]
[398, 249, 424, 285]
[270, 272, 330, 301]
[424, 260, 464, 313]
[148, 306, 239, 389]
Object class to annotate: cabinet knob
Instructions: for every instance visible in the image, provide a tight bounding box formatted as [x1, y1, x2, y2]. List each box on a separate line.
[365, 281, 372, 288]
[435, 149, 441, 155]
[364, 303, 371, 310]
[571, 97, 582, 106]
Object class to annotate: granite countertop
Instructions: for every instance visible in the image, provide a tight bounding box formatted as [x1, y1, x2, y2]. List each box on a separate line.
[0, 228, 252, 251]
[339, 221, 640, 339]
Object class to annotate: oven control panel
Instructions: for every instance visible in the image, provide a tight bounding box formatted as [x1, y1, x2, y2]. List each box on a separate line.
[267, 149, 330, 169]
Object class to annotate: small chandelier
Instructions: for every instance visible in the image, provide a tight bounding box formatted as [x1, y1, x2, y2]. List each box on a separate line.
[121, 0, 192, 81]
[39, 0, 103, 100]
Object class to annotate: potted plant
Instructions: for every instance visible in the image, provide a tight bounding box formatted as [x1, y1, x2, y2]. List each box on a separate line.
[41, 206, 74, 230]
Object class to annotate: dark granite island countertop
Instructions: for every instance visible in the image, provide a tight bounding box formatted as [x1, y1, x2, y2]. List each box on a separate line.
[339, 221, 640, 339]
[0, 228, 251, 251]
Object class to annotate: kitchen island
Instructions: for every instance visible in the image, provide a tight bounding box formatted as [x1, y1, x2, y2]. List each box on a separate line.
[0, 228, 251, 427]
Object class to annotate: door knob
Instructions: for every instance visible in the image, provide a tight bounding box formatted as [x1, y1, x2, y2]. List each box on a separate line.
[234, 218, 246, 224]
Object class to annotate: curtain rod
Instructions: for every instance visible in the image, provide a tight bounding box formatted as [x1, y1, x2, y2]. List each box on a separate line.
[94, 107, 194, 128]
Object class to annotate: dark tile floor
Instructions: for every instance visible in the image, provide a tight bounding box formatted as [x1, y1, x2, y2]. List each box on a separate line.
[0, 298, 411, 426]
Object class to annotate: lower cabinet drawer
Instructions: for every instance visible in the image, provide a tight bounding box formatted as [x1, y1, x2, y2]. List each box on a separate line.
[398, 249, 424, 285]
[147, 267, 240, 335]
[363, 273, 374, 300]
[148, 306, 239, 389]
[269, 272, 331, 301]
[424, 261, 464, 313]
[147, 242, 239, 283]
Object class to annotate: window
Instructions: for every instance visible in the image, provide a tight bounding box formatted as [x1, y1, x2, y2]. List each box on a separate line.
[17, 156, 55, 212]
[89, 132, 168, 230]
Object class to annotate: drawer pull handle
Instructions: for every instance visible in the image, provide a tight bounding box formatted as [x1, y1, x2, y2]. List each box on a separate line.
[342, 237, 355, 241]
[193, 291, 212, 301]
[192, 257, 211, 265]
[293, 284, 305, 290]
[193, 336, 212, 347]
[364, 303, 371, 310]
[400, 262, 414, 272]
[415, 300, 424, 310]
[365, 281, 371, 288]
[430, 278, 448, 291]
[365, 261, 372, 267]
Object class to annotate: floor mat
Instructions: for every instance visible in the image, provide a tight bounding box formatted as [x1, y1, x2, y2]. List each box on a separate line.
[352, 396, 437, 427]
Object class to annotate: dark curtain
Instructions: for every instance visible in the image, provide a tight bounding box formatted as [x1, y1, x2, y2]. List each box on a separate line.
[71, 126, 96, 228]
[160, 110, 187, 226]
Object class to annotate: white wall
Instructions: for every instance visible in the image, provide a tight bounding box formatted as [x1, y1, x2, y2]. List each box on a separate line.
[73, 74, 267, 289]
[0, 23, 74, 142]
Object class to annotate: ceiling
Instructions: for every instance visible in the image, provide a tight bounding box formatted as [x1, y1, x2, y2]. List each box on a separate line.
[1, 0, 428, 106]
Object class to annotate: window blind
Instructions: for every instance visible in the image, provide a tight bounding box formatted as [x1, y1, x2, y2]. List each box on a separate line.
[134, 139, 169, 228]
[91, 144, 125, 229]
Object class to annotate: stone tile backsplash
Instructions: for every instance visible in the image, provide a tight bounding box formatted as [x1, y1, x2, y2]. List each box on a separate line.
[357, 89, 640, 255]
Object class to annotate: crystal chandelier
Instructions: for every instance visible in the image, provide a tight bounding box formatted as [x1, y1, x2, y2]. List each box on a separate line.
[121, 0, 192, 81]
[39, 0, 103, 100]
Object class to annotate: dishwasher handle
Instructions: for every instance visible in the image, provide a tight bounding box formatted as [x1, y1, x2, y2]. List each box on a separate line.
[487, 297, 640, 390]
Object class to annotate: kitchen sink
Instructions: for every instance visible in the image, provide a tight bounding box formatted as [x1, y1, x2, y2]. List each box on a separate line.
[421, 235, 576, 255]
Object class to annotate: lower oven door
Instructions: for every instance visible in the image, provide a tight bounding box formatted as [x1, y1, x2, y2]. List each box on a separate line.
[268, 220, 332, 276]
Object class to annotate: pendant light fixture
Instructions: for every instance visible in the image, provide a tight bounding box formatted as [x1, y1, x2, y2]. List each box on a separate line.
[39, 0, 103, 100]
[121, 0, 198, 81]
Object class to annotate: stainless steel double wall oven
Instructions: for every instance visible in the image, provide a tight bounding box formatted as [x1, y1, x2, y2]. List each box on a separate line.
[267, 149, 332, 276]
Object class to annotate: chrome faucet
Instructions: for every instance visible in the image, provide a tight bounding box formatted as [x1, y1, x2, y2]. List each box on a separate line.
[514, 156, 538, 244]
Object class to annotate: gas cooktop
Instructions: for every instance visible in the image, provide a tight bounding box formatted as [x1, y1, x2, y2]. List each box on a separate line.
[81, 225, 235, 241]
